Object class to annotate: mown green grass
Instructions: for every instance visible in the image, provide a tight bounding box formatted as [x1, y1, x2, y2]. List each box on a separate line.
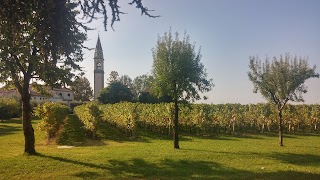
[1, 118, 320, 180]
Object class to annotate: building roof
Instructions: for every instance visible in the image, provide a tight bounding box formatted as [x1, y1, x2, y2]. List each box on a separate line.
[51, 87, 73, 92]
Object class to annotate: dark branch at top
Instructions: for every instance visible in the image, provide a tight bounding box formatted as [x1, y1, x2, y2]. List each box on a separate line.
[79, 0, 159, 31]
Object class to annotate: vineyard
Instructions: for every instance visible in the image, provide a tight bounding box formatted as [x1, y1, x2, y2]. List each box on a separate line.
[94, 103, 320, 136]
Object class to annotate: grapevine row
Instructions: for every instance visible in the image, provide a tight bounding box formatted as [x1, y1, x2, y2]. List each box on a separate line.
[82, 103, 320, 136]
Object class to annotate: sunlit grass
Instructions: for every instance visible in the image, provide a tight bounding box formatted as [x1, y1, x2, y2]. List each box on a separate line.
[1, 118, 320, 179]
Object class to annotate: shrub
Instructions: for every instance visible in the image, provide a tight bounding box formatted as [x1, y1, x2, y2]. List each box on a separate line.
[74, 102, 102, 139]
[0, 97, 20, 121]
[34, 102, 69, 142]
[100, 102, 139, 136]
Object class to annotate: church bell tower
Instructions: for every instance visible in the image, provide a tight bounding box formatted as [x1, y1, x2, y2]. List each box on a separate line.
[94, 35, 104, 100]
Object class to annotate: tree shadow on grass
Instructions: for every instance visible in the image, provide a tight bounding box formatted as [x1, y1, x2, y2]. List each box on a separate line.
[106, 158, 246, 179]
[255, 171, 320, 180]
[1, 118, 22, 124]
[97, 123, 152, 143]
[37, 153, 320, 179]
[270, 152, 320, 167]
[37, 153, 246, 179]
[0, 124, 21, 136]
[74, 171, 101, 179]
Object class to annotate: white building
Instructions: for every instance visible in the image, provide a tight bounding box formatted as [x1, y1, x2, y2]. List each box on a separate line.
[0, 87, 74, 104]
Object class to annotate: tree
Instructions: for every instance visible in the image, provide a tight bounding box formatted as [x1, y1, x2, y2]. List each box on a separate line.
[248, 54, 319, 146]
[108, 71, 120, 83]
[0, 0, 157, 155]
[132, 74, 154, 100]
[137, 91, 158, 103]
[152, 29, 213, 149]
[119, 75, 133, 89]
[71, 76, 93, 101]
[0, 1, 86, 155]
[98, 82, 134, 104]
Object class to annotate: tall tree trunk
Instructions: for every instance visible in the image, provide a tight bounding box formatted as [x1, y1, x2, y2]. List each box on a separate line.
[278, 109, 283, 146]
[173, 98, 179, 149]
[22, 85, 36, 155]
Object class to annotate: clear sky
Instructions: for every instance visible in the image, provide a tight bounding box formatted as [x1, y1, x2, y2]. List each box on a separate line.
[80, 0, 320, 104]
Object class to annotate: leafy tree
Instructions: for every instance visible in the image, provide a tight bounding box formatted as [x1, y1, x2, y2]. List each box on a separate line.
[98, 82, 134, 104]
[0, 97, 20, 122]
[132, 74, 153, 98]
[119, 75, 133, 89]
[71, 76, 93, 101]
[248, 54, 319, 146]
[0, 0, 157, 155]
[138, 92, 159, 103]
[108, 71, 120, 83]
[152, 29, 213, 149]
[0, 1, 86, 155]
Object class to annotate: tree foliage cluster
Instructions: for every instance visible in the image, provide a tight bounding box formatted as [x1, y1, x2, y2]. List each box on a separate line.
[248, 54, 319, 146]
[34, 102, 70, 142]
[0, 97, 20, 121]
[98, 71, 169, 104]
[0, 0, 158, 154]
[0, 0, 87, 154]
[74, 102, 102, 139]
[70, 75, 93, 102]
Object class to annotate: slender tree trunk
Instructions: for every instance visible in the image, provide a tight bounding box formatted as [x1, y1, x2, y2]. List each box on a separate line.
[278, 109, 283, 146]
[22, 84, 36, 155]
[173, 98, 179, 149]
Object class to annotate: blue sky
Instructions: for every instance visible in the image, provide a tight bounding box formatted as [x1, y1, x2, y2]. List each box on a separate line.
[80, 0, 320, 104]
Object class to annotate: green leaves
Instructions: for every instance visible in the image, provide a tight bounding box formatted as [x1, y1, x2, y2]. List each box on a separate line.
[70, 76, 93, 101]
[0, 0, 87, 89]
[98, 82, 134, 104]
[74, 102, 102, 139]
[248, 54, 319, 109]
[92, 102, 320, 136]
[34, 102, 69, 141]
[152, 29, 213, 102]
[0, 97, 20, 121]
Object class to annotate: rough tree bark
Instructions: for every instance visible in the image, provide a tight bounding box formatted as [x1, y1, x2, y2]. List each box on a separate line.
[21, 76, 36, 155]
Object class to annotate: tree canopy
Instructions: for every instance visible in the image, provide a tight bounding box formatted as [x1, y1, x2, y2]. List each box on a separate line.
[152, 29, 213, 148]
[0, 0, 157, 155]
[248, 54, 319, 146]
[98, 82, 134, 104]
[152, 30, 213, 102]
[0, 0, 86, 154]
[71, 76, 93, 101]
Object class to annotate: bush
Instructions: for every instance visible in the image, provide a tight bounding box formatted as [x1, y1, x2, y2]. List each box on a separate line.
[34, 102, 69, 142]
[100, 102, 139, 136]
[57, 114, 86, 145]
[0, 97, 20, 121]
[74, 102, 102, 139]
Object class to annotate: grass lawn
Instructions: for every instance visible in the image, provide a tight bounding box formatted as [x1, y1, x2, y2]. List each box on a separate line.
[1, 118, 320, 180]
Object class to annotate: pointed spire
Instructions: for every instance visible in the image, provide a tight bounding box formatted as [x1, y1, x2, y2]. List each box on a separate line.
[94, 35, 104, 59]
[95, 34, 102, 51]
